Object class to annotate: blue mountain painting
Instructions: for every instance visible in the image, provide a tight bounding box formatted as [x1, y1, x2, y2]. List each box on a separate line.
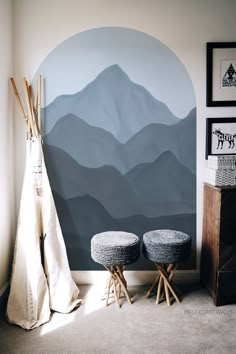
[42, 64, 196, 270]
[42, 64, 179, 140]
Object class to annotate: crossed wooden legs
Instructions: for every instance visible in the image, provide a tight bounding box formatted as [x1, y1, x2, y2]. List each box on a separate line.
[102, 263, 180, 307]
[103, 265, 132, 308]
[146, 263, 181, 306]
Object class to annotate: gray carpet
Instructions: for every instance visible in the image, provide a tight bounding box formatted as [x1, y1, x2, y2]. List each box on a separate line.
[0, 284, 236, 354]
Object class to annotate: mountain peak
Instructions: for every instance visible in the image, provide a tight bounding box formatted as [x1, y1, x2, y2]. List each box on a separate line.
[103, 64, 126, 74]
[44, 63, 181, 141]
[156, 150, 177, 163]
[153, 150, 191, 173]
[96, 64, 130, 81]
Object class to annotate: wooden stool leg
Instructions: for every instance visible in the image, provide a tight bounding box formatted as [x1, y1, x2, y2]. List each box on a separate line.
[166, 279, 181, 304]
[106, 275, 112, 306]
[117, 266, 126, 297]
[155, 263, 181, 304]
[117, 281, 121, 299]
[164, 278, 170, 306]
[146, 273, 160, 298]
[159, 264, 175, 301]
[145, 262, 182, 305]
[103, 265, 132, 307]
[156, 276, 163, 304]
[168, 265, 181, 299]
[112, 277, 120, 308]
[117, 266, 127, 288]
[114, 272, 132, 304]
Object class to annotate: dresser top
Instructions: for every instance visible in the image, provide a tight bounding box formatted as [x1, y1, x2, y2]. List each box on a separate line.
[204, 183, 236, 191]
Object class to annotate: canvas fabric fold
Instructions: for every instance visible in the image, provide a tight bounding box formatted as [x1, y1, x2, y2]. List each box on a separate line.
[7, 138, 82, 330]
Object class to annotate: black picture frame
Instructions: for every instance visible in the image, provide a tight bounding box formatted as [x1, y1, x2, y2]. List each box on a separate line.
[206, 42, 236, 106]
[206, 117, 236, 158]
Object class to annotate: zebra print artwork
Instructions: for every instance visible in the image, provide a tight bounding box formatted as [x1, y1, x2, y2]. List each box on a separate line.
[213, 129, 236, 149]
[208, 118, 236, 156]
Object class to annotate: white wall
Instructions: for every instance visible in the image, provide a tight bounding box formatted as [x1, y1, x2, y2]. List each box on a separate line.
[0, 0, 14, 293]
[12, 0, 236, 282]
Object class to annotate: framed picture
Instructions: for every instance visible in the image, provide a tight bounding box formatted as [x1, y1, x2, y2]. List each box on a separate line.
[206, 117, 236, 158]
[206, 42, 236, 106]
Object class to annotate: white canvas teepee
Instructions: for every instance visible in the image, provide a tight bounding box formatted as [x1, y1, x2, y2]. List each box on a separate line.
[7, 77, 82, 330]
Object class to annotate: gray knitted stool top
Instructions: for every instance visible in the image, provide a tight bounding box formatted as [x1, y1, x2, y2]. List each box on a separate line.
[91, 231, 140, 266]
[144, 229, 191, 245]
[143, 229, 191, 264]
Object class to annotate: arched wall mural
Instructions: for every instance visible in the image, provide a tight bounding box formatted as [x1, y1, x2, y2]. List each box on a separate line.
[35, 27, 196, 270]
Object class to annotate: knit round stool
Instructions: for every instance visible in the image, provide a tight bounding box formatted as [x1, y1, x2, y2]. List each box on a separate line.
[91, 231, 140, 308]
[143, 229, 191, 306]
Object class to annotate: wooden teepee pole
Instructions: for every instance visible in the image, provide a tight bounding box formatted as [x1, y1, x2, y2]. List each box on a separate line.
[10, 76, 42, 138]
[10, 77, 31, 136]
[23, 77, 39, 138]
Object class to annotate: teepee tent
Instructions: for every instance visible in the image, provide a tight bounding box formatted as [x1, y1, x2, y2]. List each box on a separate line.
[7, 76, 82, 330]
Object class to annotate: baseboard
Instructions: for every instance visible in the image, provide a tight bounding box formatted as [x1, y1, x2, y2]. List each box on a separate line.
[72, 270, 200, 286]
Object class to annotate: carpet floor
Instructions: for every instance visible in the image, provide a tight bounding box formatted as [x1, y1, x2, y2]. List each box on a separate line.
[0, 284, 236, 354]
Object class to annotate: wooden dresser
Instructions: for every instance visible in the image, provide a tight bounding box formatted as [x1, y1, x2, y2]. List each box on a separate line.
[201, 183, 236, 306]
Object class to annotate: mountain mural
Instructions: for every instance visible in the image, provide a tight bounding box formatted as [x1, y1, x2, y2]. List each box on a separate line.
[126, 151, 195, 204]
[41, 64, 196, 270]
[43, 144, 142, 218]
[44, 108, 196, 174]
[36, 28, 196, 272]
[43, 143, 195, 217]
[52, 191, 196, 270]
[42, 64, 180, 142]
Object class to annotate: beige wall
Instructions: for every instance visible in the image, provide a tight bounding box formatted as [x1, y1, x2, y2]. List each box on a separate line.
[9, 0, 236, 282]
[0, 0, 14, 292]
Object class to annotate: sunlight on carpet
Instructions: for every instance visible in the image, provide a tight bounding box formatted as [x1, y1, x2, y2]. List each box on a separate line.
[40, 311, 76, 336]
[83, 284, 107, 316]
